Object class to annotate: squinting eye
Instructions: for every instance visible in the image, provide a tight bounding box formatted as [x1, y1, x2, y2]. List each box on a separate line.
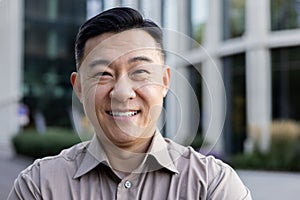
[130, 69, 150, 81]
[95, 71, 112, 77]
[133, 69, 149, 75]
[93, 71, 113, 83]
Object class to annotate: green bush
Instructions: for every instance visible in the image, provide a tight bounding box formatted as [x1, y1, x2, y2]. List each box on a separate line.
[231, 145, 300, 171]
[232, 120, 300, 171]
[232, 139, 300, 171]
[12, 127, 83, 158]
[191, 133, 204, 150]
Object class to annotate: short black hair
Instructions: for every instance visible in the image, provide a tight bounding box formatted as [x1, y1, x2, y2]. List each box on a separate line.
[75, 7, 163, 68]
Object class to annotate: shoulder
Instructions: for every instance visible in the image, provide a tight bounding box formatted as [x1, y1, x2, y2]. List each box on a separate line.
[167, 139, 240, 179]
[165, 138, 221, 168]
[8, 142, 90, 199]
[165, 139, 251, 199]
[18, 141, 89, 182]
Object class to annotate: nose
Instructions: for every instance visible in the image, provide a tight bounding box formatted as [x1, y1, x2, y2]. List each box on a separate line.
[109, 76, 136, 102]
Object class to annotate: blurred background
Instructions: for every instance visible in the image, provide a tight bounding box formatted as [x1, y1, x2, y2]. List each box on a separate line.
[0, 0, 300, 199]
[1, 0, 300, 198]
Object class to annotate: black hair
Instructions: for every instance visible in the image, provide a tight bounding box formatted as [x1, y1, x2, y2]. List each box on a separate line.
[75, 7, 163, 68]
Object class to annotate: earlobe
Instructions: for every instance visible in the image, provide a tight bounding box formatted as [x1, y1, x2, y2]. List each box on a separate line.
[162, 66, 171, 97]
[70, 72, 83, 102]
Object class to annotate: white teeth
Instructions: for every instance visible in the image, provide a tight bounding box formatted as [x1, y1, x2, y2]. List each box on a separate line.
[109, 111, 138, 117]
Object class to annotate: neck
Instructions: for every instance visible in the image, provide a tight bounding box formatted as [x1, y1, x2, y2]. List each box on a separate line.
[98, 133, 154, 174]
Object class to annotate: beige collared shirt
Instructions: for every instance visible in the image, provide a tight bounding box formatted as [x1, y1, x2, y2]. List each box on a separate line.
[8, 133, 251, 200]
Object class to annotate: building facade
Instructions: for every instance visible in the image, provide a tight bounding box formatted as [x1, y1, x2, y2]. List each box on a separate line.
[0, 0, 86, 156]
[87, 0, 300, 156]
[23, 0, 86, 128]
[0, 0, 23, 157]
[2, 0, 300, 157]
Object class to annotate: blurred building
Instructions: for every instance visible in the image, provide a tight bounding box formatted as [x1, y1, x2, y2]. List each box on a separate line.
[22, 0, 86, 128]
[0, 0, 86, 156]
[2, 0, 300, 157]
[87, 0, 300, 156]
[0, 0, 23, 156]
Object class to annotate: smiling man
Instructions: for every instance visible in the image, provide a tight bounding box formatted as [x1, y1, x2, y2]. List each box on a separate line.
[8, 7, 251, 200]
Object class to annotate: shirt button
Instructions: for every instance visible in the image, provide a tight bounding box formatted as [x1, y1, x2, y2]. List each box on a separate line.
[124, 180, 132, 189]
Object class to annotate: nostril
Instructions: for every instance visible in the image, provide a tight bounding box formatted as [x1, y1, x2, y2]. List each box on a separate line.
[129, 90, 136, 99]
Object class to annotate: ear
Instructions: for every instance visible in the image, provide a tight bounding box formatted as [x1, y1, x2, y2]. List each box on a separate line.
[162, 66, 171, 97]
[70, 72, 83, 102]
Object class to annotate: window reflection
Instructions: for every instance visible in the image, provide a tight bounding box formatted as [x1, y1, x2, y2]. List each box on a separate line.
[271, 0, 300, 31]
[190, 0, 208, 45]
[223, 54, 246, 154]
[222, 0, 245, 40]
[24, 0, 86, 127]
[272, 47, 300, 120]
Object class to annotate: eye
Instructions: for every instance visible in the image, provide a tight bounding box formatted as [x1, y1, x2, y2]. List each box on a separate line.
[95, 71, 112, 77]
[93, 71, 113, 83]
[130, 69, 150, 81]
[133, 69, 149, 75]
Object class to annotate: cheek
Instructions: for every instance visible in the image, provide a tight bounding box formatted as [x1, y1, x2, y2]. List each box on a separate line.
[82, 83, 107, 114]
[137, 85, 165, 110]
[94, 85, 111, 108]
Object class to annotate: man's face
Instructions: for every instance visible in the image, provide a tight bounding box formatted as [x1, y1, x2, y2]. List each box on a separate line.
[72, 29, 170, 149]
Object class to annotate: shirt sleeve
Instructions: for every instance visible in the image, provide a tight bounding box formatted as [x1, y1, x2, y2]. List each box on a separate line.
[7, 163, 42, 200]
[206, 157, 252, 200]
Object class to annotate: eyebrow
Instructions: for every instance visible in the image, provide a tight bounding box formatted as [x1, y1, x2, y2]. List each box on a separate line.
[128, 56, 154, 64]
[89, 56, 154, 68]
[89, 59, 110, 68]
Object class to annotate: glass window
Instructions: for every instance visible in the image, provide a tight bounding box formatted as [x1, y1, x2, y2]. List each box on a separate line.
[190, 0, 208, 45]
[57, 0, 86, 22]
[223, 53, 246, 154]
[24, 0, 86, 127]
[222, 0, 245, 40]
[25, 29, 48, 56]
[172, 64, 203, 149]
[271, 47, 300, 120]
[25, 0, 48, 19]
[188, 64, 203, 149]
[271, 0, 300, 31]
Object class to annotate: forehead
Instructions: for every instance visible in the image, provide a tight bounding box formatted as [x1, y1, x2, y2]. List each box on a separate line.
[82, 29, 162, 65]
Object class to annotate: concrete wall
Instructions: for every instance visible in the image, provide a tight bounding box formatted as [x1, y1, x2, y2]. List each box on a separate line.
[0, 0, 23, 157]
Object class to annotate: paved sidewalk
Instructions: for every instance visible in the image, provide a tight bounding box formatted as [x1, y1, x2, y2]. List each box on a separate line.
[0, 155, 32, 199]
[1, 155, 300, 199]
[238, 170, 300, 200]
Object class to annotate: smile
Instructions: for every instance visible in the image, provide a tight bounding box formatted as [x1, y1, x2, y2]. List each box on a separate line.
[106, 110, 140, 117]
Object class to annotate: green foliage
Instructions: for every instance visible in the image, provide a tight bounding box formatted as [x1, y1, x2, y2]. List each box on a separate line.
[12, 127, 83, 159]
[191, 133, 204, 150]
[193, 23, 205, 44]
[232, 139, 300, 171]
[232, 120, 300, 171]
[271, 0, 299, 30]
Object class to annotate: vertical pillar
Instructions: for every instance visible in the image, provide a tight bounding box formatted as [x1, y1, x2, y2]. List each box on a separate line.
[163, 0, 201, 145]
[0, 0, 23, 157]
[201, 0, 226, 155]
[121, 0, 139, 9]
[245, 0, 271, 153]
[86, 0, 103, 19]
[141, 0, 162, 25]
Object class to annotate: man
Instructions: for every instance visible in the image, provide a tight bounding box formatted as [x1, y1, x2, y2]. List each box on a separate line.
[8, 7, 251, 199]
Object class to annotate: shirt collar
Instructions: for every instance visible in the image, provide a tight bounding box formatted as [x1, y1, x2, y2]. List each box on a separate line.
[73, 135, 107, 179]
[144, 131, 179, 174]
[74, 130, 179, 179]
